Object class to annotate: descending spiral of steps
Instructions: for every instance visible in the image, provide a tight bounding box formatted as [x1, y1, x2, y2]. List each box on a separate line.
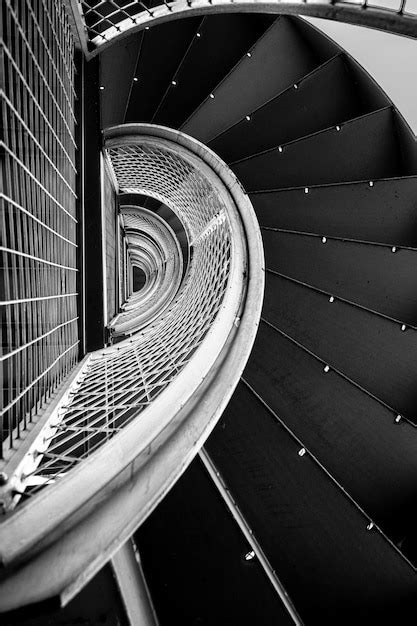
[96, 14, 417, 625]
[2, 6, 417, 624]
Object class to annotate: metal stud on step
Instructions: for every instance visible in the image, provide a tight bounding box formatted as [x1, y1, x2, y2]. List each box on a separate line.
[369, 181, 374, 187]
[329, 296, 334, 303]
[395, 414, 402, 423]
[336, 125, 341, 131]
[391, 246, 397, 253]
[245, 115, 251, 121]
[278, 146, 283, 153]
[304, 187, 309, 194]
[367, 522, 374, 531]
[298, 448, 306, 457]
[247, 52, 252, 58]
[401, 324, 406, 331]
[293, 83, 298, 89]
[323, 365, 330, 373]
[171, 80, 177, 86]
[321, 236, 327, 244]
[244, 550, 255, 561]
[209, 93, 215, 99]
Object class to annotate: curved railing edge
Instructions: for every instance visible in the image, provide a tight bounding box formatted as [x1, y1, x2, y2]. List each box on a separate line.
[70, 1, 417, 59]
[0, 125, 265, 611]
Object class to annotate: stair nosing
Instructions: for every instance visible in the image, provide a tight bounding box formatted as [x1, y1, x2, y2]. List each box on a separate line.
[261, 226, 417, 253]
[248, 174, 417, 195]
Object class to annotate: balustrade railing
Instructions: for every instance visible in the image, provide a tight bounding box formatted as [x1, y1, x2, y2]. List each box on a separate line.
[69, 0, 417, 56]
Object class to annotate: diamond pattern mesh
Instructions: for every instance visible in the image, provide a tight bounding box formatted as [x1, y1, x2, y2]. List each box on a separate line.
[21, 140, 233, 498]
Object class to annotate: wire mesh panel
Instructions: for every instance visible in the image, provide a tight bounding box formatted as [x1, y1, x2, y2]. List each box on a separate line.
[3, 135, 239, 505]
[73, 0, 417, 52]
[1, 0, 79, 459]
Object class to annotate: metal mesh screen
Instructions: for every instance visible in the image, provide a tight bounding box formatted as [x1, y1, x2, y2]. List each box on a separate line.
[1, 0, 79, 459]
[16, 140, 233, 500]
[75, 0, 417, 50]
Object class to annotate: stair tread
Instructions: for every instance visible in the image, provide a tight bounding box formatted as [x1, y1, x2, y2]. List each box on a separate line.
[210, 54, 370, 163]
[263, 271, 417, 420]
[206, 382, 417, 624]
[181, 17, 319, 143]
[135, 458, 295, 625]
[262, 229, 417, 325]
[243, 320, 417, 555]
[251, 176, 417, 247]
[124, 18, 200, 123]
[231, 107, 403, 189]
[100, 35, 142, 128]
[152, 14, 274, 129]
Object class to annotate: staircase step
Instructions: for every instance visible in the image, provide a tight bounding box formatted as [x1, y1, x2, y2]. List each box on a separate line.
[263, 271, 417, 421]
[152, 14, 274, 129]
[135, 458, 295, 625]
[206, 382, 417, 624]
[100, 35, 143, 128]
[243, 320, 417, 554]
[124, 18, 200, 123]
[232, 107, 403, 190]
[181, 17, 320, 144]
[251, 177, 417, 247]
[262, 229, 417, 324]
[210, 54, 368, 163]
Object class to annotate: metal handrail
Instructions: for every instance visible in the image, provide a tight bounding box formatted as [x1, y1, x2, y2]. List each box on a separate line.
[0, 125, 264, 612]
[68, 0, 417, 56]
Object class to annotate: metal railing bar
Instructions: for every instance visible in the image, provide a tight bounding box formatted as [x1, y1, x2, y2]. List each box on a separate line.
[3, 195, 77, 247]
[0, 316, 79, 362]
[2, 145, 77, 221]
[3, 95, 77, 197]
[2, 46, 78, 164]
[1, 341, 79, 417]
[0, 247, 78, 271]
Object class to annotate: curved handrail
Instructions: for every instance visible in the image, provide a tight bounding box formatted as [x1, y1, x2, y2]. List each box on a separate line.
[0, 125, 264, 611]
[70, 0, 417, 57]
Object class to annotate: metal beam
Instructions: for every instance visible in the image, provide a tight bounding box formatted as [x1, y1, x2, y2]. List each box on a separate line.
[111, 540, 159, 626]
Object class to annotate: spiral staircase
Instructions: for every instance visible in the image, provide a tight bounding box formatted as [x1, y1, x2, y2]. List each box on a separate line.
[2, 1, 417, 624]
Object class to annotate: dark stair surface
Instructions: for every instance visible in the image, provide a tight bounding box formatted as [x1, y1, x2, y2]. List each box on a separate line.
[98, 12, 417, 624]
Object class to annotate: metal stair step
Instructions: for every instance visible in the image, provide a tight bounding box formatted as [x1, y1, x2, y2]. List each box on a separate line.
[205, 381, 417, 624]
[210, 54, 369, 163]
[124, 18, 200, 123]
[244, 320, 417, 558]
[181, 16, 321, 143]
[263, 271, 417, 422]
[251, 176, 417, 247]
[231, 107, 403, 189]
[152, 14, 275, 129]
[262, 228, 417, 325]
[135, 458, 296, 625]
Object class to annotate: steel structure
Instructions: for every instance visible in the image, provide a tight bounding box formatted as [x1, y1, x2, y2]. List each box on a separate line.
[1, 0, 417, 622]
[71, 0, 417, 54]
[1, 0, 79, 464]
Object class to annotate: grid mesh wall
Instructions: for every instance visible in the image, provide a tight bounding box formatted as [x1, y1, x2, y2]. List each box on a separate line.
[1, 0, 79, 458]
